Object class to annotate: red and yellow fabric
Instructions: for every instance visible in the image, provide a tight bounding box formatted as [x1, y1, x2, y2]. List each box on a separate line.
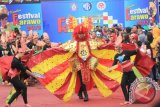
[26, 43, 154, 102]
[91, 48, 122, 97]
[27, 49, 76, 101]
[0, 56, 13, 80]
[0, 42, 155, 102]
[0, 50, 34, 80]
[27, 46, 122, 101]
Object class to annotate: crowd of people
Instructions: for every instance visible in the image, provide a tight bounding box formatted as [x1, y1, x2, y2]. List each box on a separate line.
[1, 23, 160, 106]
[0, 3, 160, 107]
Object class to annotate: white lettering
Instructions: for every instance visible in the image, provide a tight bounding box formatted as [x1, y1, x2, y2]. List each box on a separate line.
[130, 7, 148, 14]
[18, 12, 41, 19]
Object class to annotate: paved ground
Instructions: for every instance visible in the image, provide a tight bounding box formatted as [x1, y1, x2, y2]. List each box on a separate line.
[0, 84, 159, 107]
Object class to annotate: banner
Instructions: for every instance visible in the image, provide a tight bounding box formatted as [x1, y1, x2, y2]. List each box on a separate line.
[9, 0, 40, 4]
[124, 0, 150, 27]
[0, 0, 8, 4]
[152, 0, 159, 25]
[6, 4, 43, 35]
[41, 0, 124, 43]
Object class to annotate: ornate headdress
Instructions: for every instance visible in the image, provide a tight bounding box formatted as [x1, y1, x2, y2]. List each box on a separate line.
[72, 25, 89, 41]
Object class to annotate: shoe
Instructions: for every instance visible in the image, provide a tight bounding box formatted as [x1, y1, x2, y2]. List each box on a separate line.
[25, 104, 31, 107]
[84, 97, 88, 102]
[83, 91, 88, 102]
[78, 93, 83, 99]
[120, 101, 130, 106]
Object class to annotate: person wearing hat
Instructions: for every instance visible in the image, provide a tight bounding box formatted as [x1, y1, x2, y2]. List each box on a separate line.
[5, 48, 37, 107]
[110, 43, 138, 105]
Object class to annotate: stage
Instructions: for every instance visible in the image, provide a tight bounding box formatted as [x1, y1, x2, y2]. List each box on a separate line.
[0, 84, 159, 107]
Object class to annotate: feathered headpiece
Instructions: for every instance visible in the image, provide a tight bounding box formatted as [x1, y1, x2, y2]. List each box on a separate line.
[72, 25, 89, 41]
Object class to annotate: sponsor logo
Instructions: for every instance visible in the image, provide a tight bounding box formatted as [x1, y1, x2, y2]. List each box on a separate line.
[71, 3, 78, 11]
[83, 2, 92, 11]
[129, 77, 160, 104]
[97, 1, 106, 11]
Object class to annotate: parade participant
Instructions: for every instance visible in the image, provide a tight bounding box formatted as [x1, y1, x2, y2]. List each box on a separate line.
[5, 48, 37, 107]
[27, 25, 123, 102]
[110, 43, 138, 105]
[61, 25, 98, 101]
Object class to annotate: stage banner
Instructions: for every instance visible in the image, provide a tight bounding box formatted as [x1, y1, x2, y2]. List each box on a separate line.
[124, 0, 150, 27]
[153, 0, 159, 25]
[41, 0, 124, 43]
[9, 0, 40, 4]
[6, 3, 43, 35]
[0, 0, 8, 4]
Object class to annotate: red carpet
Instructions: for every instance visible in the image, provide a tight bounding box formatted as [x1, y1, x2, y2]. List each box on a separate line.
[0, 85, 159, 107]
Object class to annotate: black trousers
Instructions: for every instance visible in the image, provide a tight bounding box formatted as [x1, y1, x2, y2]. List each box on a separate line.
[77, 71, 87, 92]
[121, 71, 136, 101]
[7, 76, 28, 104]
[151, 65, 158, 82]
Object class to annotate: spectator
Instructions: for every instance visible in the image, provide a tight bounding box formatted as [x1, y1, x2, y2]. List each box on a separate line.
[138, 29, 146, 43]
[125, 27, 132, 33]
[131, 25, 138, 34]
[122, 32, 130, 43]
[130, 33, 138, 44]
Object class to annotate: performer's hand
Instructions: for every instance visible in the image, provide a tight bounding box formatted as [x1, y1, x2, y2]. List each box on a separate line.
[107, 65, 118, 72]
[108, 68, 112, 72]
